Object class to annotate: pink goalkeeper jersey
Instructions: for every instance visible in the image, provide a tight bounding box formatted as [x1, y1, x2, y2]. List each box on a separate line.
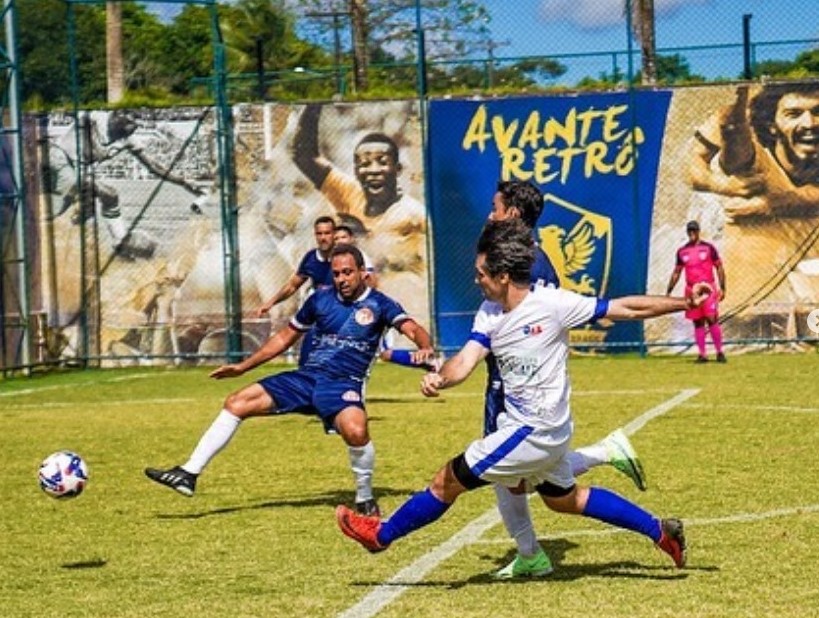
[676, 241, 721, 289]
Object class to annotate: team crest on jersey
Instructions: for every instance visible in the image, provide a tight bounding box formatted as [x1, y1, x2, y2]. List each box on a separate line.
[354, 307, 375, 325]
[536, 194, 612, 296]
[341, 390, 361, 402]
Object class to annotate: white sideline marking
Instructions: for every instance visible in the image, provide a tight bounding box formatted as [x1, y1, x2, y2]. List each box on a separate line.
[0, 372, 155, 398]
[337, 389, 699, 618]
[474, 502, 819, 544]
[682, 403, 819, 414]
[3, 397, 196, 410]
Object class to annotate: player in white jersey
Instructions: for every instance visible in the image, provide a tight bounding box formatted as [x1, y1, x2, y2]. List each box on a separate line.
[337, 219, 711, 569]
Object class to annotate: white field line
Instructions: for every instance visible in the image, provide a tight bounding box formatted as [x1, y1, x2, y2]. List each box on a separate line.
[0, 372, 156, 398]
[681, 403, 819, 414]
[337, 388, 700, 618]
[474, 502, 819, 544]
[3, 397, 197, 410]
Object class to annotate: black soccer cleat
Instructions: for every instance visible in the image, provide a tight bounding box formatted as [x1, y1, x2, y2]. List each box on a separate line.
[355, 498, 381, 517]
[145, 465, 197, 497]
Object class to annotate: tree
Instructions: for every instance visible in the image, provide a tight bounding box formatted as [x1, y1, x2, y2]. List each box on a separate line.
[626, 0, 657, 85]
[292, 0, 492, 92]
[106, 2, 124, 103]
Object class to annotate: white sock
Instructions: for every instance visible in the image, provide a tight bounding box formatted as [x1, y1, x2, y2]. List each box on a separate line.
[494, 484, 541, 557]
[106, 216, 128, 245]
[569, 441, 609, 476]
[348, 441, 375, 503]
[182, 409, 242, 475]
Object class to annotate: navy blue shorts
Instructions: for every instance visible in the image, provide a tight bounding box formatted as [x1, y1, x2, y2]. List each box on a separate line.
[257, 370, 366, 425]
[483, 354, 505, 436]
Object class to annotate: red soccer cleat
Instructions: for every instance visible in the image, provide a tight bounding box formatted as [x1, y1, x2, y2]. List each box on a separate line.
[336, 505, 388, 553]
[656, 518, 687, 568]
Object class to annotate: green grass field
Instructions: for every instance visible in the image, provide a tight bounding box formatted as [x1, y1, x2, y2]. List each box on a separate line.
[2, 353, 819, 617]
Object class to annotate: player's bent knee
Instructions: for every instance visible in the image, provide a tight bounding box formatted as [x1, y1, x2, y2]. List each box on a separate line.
[451, 453, 489, 491]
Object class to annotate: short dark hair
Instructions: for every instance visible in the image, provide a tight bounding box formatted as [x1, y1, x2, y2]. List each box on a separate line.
[334, 224, 354, 237]
[750, 82, 819, 149]
[477, 219, 534, 285]
[356, 133, 400, 164]
[331, 243, 364, 269]
[496, 180, 544, 228]
[314, 215, 336, 229]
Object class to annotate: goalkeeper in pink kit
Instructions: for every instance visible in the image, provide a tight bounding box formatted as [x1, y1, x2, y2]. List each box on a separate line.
[666, 220, 727, 362]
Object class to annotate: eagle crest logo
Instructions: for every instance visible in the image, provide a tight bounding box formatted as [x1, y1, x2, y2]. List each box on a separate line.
[537, 194, 612, 296]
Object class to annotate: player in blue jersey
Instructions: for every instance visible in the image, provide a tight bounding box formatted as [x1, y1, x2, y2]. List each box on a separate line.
[484, 180, 647, 579]
[146, 244, 435, 516]
[256, 215, 336, 367]
[337, 219, 706, 567]
[256, 215, 336, 317]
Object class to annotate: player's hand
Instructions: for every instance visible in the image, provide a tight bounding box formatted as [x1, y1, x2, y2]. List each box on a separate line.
[688, 282, 713, 308]
[209, 364, 245, 379]
[256, 305, 271, 318]
[723, 195, 771, 220]
[718, 289, 726, 301]
[410, 347, 436, 367]
[421, 372, 445, 397]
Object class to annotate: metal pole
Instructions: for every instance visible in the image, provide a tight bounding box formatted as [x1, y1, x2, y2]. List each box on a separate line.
[332, 14, 342, 95]
[742, 13, 753, 80]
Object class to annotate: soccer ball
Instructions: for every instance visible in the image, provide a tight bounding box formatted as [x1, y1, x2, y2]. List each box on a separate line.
[38, 451, 89, 499]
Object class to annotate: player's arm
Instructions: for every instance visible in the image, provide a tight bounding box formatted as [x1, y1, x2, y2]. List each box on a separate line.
[718, 85, 756, 176]
[665, 264, 683, 295]
[396, 318, 434, 365]
[421, 340, 487, 397]
[292, 104, 332, 189]
[716, 262, 726, 300]
[605, 283, 712, 321]
[210, 325, 302, 379]
[256, 273, 308, 317]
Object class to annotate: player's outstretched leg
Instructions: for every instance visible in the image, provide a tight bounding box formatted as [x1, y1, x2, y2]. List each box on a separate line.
[602, 429, 647, 491]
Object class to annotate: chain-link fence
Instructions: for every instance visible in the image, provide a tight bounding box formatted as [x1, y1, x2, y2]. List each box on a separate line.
[3, 1, 819, 372]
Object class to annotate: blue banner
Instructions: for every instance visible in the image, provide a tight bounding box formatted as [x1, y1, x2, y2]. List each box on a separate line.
[428, 91, 672, 351]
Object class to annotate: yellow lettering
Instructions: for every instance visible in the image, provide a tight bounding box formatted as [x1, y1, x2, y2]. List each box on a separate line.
[602, 104, 629, 142]
[519, 112, 542, 149]
[531, 148, 559, 184]
[462, 105, 491, 152]
[554, 147, 587, 183]
[584, 141, 613, 177]
[575, 108, 606, 146]
[492, 115, 519, 153]
[543, 108, 577, 147]
[614, 129, 645, 175]
[501, 148, 531, 181]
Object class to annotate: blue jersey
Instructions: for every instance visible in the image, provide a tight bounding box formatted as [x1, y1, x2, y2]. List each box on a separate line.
[291, 287, 409, 380]
[297, 249, 334, 290]
[484, 242, 559, 435]
[532, 245, 560, 289]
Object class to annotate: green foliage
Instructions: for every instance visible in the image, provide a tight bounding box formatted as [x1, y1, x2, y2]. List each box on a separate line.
[2, 354, 819, 616]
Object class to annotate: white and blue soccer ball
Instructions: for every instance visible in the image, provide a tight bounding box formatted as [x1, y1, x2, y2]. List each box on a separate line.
[38, 451, 89, 499]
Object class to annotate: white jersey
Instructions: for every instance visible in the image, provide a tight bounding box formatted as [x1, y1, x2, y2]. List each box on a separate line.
[471, 286, 606, 431]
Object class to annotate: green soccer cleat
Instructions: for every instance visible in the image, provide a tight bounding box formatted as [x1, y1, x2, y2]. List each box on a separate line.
[604, 428, 647, 491]
[493, 547, 554, 580]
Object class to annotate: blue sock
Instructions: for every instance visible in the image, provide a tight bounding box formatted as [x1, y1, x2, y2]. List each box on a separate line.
[387, 349, 418, 368]
[377, 488, 451, 545]
[582, 487, 662, 541]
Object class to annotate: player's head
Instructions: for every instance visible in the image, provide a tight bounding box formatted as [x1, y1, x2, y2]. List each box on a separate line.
[313, 216, 336, 253]
[107, 110, 138, 143]
[686, 219, 700, 241]
[353, 133, 401, 207]
[751, 83, 819, 168]
[475, 219, 534, 301]
[489, 180, 544, 229]
[330, 244, 367, 300]
[334, 224, 356, 245]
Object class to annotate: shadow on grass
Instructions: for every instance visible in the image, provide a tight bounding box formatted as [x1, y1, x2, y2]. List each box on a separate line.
[350, 538, 712, 588]
[154, 486, 416, 520]
[61, 558, 107, 569]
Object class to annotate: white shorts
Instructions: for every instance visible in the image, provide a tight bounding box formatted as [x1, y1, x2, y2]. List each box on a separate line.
[464, 413, 575, 491]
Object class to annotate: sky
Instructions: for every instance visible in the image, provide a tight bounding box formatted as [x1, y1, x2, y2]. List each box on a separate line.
[480, 0, 819, 83]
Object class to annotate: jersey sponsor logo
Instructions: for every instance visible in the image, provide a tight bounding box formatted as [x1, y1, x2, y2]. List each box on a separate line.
[341, 390, 361, 402]
[497, 354, 539, 379]
[523, 324, 543, 335]
[354, 307, 375, 326]
[537, 194, 612, 296]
